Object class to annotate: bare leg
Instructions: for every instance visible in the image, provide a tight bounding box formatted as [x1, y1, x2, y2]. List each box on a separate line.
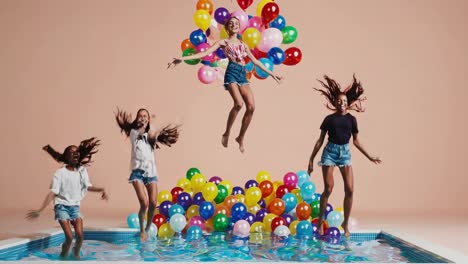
[235, 84, 255, 153]
[132, 181, 149, 241]
[317, 166, 334, 236]
[144, 182, 158, 232]
[222, 84, 244, 148]
[58, 220, 74, 258]
[71, 218, 83, 259]
[339, 165, 354, 238]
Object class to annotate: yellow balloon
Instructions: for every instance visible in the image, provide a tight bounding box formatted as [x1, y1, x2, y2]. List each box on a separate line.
[249, 232, 264, 244]
[177, 178, 192, 191]
[247, 204, 261, 215]
[158, 223, 175, 239]
[273, 180, 283, 191]
[220, 26, 228, 39]
[262, 213, 277, 232]
[191, 173, 207, 192]
[157, 190, 172, 204]
[335, 207, 344, 216]
[256, 0, 273, 16]
[263, 192, 275, 207]
[235, 194, 245, 204]
[245, 186, 262, 206]
[289, 220, 300, 235]
[193, 9, 211, 31]
[250, 222, 265, 233]
[291, 188, 303, 203]
[217, 58, 229, 69]
[202, 182, 218, 202]
[219, 180, 233, 195]
[242, 27, 261, 49]
[256, 170, 271, 183]
[186, 205, 200, 219]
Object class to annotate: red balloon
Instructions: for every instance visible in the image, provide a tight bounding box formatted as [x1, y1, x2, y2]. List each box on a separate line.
[311, 217, 329, 234]
[237, 0, 253, 10]
[251, 48, 267, 59]
[283, 47, 302, 66]
[275, 185, 289, 199]
[171, 187, 184, 203]
[152, 213, 167, 229]
[271, 216, 286, 232]
[259, 180, 273, 198]
[261, 2, 280, 24]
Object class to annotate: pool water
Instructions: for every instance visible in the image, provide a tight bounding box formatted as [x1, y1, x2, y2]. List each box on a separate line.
[0, 231, 452, 263]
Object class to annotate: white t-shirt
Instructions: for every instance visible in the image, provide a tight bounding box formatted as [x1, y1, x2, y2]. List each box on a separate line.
[129, 129, 158, 178]
[50, 166, 92, 206]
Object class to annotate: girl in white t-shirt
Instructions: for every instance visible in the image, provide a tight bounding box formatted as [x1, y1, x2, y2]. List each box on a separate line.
[115, 108, 180, 241]
[26, 138, 108, 259]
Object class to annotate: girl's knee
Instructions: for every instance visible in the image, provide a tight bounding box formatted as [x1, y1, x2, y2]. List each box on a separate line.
[149, 200, 157, 209]
[234, 102, 244, 111]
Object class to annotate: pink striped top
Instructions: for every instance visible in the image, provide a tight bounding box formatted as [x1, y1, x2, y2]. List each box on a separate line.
[223, 40, 248, 63]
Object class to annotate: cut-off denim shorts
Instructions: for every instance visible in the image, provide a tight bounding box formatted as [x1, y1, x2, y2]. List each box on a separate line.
[224, 61, 249, 89]
[318, 142, 352, 167]
[54, 204, 81, 221]
[128, 169, 158, 185]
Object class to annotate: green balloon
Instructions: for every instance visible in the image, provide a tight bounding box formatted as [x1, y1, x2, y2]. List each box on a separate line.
[214, 185, 228, 204]
[186, 167, 201, 180]
[182, 48, 200, 65]
[281, 26, 298, 44]
[311, 201, 320, 218]
[213, 213, 229, 232]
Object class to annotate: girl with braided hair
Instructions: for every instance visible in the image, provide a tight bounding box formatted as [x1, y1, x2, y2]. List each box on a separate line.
[115, 108, 180, 241]
[307, 75, 381, 238]
[26, 137, 108, 259]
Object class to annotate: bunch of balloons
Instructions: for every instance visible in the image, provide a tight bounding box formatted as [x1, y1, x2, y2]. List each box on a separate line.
[179, 0, 302, 84]
[126, 167, 346, 244]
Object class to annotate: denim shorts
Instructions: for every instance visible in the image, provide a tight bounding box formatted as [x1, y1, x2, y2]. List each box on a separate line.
[128, 169, 158, 185]
[318, 142, 352, 167]
[224, 61, 249, 89]
[54, 204, 81, 221]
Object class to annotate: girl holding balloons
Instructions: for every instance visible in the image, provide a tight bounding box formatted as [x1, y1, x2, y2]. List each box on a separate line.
[307, 75, 381, 238]
[168, 16, 283, 153]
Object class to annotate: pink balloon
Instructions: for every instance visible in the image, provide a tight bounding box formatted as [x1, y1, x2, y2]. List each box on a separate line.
[189, 216, 205, 230]
[248, 16, 263, 31]
[233, 220, 250, 238]
[198, 66, 217, 84]
[257, 27, 283, 52]
[283, 172, 298, 189]
[231, 10, 249, 32]
[196, 43, 215, 62]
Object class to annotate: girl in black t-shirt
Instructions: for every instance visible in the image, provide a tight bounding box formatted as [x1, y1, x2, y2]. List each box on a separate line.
[307, 75, 381, 238]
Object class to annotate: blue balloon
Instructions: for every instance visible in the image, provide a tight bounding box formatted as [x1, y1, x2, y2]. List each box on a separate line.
[296, 220, 313, 238]
[199, 201, 215, 220]
[269, 15, 286, 30]
[186, 226, 203, 241]
[245, 61, 254, 72]
[126, 213, 140, 229]
[282, 193, 297, 213]
[231, 202, 247, 221]
[311, 193, 321, 202]
[215, 47, 226, 59]
[255, 58, 274, 79]
[300, 181, 316, 200]
[189, 29, 207, 47]
[159, 200, 173, 218]
[244, 212, 255, 225]
[192, 192, 205, 205]
[232, 186, 245, 195]
[244, 179, 258, 189]
[258, 198, 266, 208]
[201, 60, 212, 66]
[169, 204, 185, 218]
[296, 170, 310, 187]
[267, 47, 285, 65]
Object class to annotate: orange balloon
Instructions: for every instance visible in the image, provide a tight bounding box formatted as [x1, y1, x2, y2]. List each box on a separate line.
[181, 38, 195, 52]
[296, 202, 311, 220]
[246, 71, 252, 80]
[223, 195, 238, 210]
[268, 198, 285, 215]
[196, 0, 214, 15]
[259, 180, 273, 198]
[215, 204, 231, 217]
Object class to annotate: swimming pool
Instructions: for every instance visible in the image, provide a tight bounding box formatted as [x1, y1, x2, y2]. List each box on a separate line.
[0, 228, 455, 262]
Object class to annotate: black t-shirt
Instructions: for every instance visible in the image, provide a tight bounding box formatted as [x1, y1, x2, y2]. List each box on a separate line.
[320, 113, 359, 145]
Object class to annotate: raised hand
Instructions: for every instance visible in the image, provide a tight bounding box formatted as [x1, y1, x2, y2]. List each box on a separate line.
[167, 58, 182, 69]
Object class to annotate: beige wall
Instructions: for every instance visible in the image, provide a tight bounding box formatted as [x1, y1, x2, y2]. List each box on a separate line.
[1, 0, 467, 216]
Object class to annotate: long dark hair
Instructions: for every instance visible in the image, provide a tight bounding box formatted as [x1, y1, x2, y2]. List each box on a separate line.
[115, 108, 180, 149]
[43, 137, 100, 166]
[314, 74, 366, 112]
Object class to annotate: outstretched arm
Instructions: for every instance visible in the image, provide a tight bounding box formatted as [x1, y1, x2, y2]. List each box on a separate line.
[87, 186, 109, 200]
[308, 130, 327, 174]
[352, 133, 382, 164]
[168, 41, 222, 69]
[245, 48, 283, 84]
[26, 192, 55, 220]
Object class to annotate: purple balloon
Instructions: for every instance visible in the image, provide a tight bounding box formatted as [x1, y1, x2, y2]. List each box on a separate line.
[244, 212, 255, 225]
[192, 192, 205, 205]
[281, 214, 293, 226]
[232, 186, 244, 195]
[255, 208, 268, 222]
[214, 7, 231, 25]
[312, 223, 319, 236]
[258, 198, 266, 208]
[176, 192, 192, 210]
[159, 200, 173, 218]
[244, 179, 258, 189]
[209, 176, 222, 185]
[326, 227, 341, 238]
[324, 203, 334, 219]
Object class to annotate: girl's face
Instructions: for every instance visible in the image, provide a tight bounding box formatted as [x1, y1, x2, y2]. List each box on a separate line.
[336, 94, 348, 113]
[64, 145, 80, 166]
[136, 110, 150, 128]
[226, 18, 240, 35]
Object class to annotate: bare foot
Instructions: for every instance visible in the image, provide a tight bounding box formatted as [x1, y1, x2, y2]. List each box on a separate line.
[341, 224, 350, 238]
[317, 220, 324, 236]
[72, 247, 80, 259]
[221, 134, 229, 148]
[140, 231, 148, 242]
[235, 137, 245, 153]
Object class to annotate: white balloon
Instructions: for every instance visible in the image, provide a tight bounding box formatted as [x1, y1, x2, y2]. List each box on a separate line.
[274, 225, 291, 237]
[170, 214, 187, 233]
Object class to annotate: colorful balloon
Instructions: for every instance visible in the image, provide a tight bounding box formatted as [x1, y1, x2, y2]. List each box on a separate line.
[283, 47, 302, 66]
